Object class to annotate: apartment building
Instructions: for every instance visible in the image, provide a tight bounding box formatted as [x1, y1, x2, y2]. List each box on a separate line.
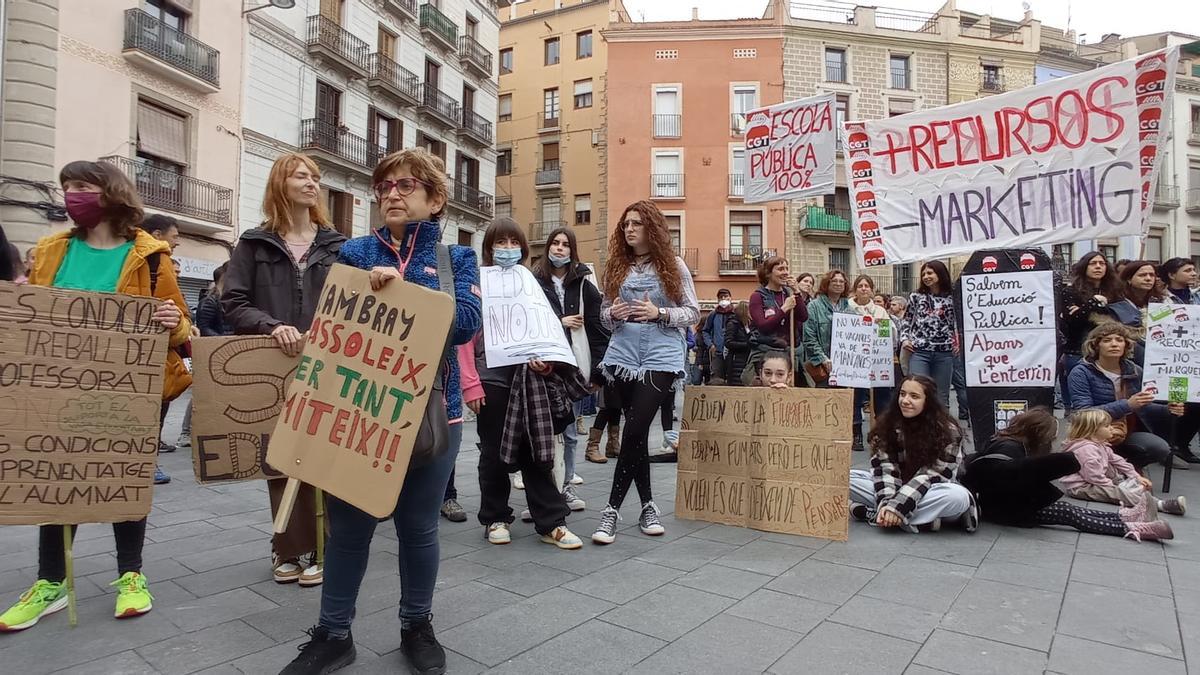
[495, 0, 612, 264]
[242, 0, 498, 249]
[605, 11, 786, 301]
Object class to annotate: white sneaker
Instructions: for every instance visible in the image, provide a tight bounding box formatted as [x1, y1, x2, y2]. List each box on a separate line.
[520, 509, 533, 522]
[563, 486, 586, 511]
[486, 522, 511, 545]
[541, 526, 583, 550]
[513, 474, 525, 490]
[570, 473, 583, 486]
[273, 558, 302, 584]
[299, 563, 323, 587]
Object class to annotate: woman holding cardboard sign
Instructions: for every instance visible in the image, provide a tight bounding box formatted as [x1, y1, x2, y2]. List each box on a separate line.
[223, 153, 345, 589]
[0, 161, 191, 632]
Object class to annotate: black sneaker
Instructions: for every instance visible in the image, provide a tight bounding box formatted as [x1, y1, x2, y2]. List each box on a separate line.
[401, 620, 446, 675]
[1174, 449, 1200, 464]
[158, 440, 175, 454]
[280, 626, 356, 675]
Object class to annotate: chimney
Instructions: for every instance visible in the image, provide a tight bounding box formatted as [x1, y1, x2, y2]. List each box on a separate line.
[692, 7, 699, 20]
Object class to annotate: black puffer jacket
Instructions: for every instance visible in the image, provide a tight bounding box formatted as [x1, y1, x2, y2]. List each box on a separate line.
[536, 262, 609, 386]
[724, 314, 752, 386]
[961, 437, 1081, 526]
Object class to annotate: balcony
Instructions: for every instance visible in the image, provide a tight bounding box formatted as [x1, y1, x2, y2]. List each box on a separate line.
[540, 114, 561, 133]
[729, 174, 745, 198]
[458, 108, 494, 147]
[420, 3, 458, 52]
[122, 8, 220, 93]
[458, 35, 493, 79]
[800, 205, 853, 237]
[420, 83, 461, 130]
[826, 61, 847, 83]
[535, 164, 561, 189]
[650, 174, 684, 200]
[731, 113, 748, 135]
[299, 118, 380, 173]
[653, 114, 681, 139]
[383, 0, 417, 23]
[367, 54, 421, 107]
[981, 71, 1005, 93]
[719, 247, 776, 275]
[529, 220, 565, 244]
[1190, 125, 1200, 146]
[101, 156, 232, 231]
[1187, 188, 1200, 212]
[675, 247, 699, 273]
[306, 15, 369, 77]
[448, 180, 494, 218]
[1155, 184, 1180, 209]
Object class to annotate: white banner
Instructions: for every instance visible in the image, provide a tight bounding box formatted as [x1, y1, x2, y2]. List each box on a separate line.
[828, 314, 893, 389]
[1144, 304, 1200, 403]
[743, 93, 837, 203]
[480, 265, 577, 369]
[961, 270, 1056, 387]
[845, 48, 1177, 267]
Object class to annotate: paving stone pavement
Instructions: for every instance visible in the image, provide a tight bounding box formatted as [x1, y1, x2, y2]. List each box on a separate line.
[2, 391, 1199, 674]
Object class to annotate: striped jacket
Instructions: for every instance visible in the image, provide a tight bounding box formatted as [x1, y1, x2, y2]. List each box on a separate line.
[871, 425, 963, 520]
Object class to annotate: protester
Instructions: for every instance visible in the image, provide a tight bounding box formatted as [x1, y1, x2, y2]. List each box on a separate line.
[691, 322, 709, 385]
[1058, 252, 1123, 409]
[901, 261, 958, 408]
[592, 200, 699, 544]
[873, 293, 887, 309]
[23, 245, 35, 276]
[441, 342, 483, 523]
[0, 226, 16, 282]
[144, 214, 183, 476]
[280, 149, 481, 675]
[723, 300, 753, 388]
[533, 226, 607, 502]
[795, 272, 815, 301]
[1067, 323, 1180, 471]
[888, 295, 910, 377]
[757, 350, 793, 388]
[1161, 257, 1198, 305]
[703, 288, 734, 384]
[802, 269, 850, 387]
[0, 160, 191, 631]
[144, 213, 180, 252]
[224, 152, 342, 590]
[1115, 259, 1131, 276]
[745, 256, 807, 385]
[961, 409, 1171, 541]
[587, 384, 622, 463]
[849, 375, 977, 533]
[174, 262, 232, 452]
[847, 275, 892, 451]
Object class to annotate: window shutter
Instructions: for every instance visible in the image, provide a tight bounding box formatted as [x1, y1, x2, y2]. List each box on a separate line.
[390, 119, 402, 151]
[137, 101, 188, 165]
[367, 106, 378, 147]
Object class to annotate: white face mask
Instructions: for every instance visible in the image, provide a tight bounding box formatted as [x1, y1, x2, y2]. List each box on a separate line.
[718, 299, 731, 308]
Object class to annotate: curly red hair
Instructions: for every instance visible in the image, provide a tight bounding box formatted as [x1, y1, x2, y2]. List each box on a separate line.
[603, 200, 683, 303]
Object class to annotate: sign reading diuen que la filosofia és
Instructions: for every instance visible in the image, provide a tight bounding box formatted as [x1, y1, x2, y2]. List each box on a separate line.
[1143, 303, 1200, 404]
[265, 264, 454, 518]
[844, 47, 1178, 267]
[743, 93, 837, 203]
[0, 282, 167, 525]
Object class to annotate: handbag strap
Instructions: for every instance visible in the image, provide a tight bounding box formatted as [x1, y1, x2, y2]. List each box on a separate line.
[432, 244, 456, 388]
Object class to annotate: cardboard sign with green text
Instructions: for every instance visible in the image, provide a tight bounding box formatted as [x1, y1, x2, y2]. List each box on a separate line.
[265, 264, 454, 518]
[676, 386, 852, 541]
[0, 282, 166, 525]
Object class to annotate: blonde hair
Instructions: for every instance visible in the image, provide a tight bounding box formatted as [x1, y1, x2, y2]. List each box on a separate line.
[1067, 409, 1113, 441]
[262, 153, 331, 234]
[372, 148, 449, 218]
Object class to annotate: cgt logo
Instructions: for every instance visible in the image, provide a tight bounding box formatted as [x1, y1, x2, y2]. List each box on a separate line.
[847, 131, 869, 153]
[856, 190, 876, 210]
[863, 248, 887, 267]
[851, 160, 873, 181]
[1136, 69, 1166, 99]
[746, 124, 771, 150]
[860, 219, 880, 239]
[1139, 108, 1161, 134]
[1140, 145, 1158, 170]
[981, 256, 998, 273]
[1020, 253, 1036, 270]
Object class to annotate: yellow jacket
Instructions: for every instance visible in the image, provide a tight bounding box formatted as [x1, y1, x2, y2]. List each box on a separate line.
[30, 229, 194, 400]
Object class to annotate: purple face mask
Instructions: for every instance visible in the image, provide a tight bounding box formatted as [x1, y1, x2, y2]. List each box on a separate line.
[65, 192, 105, 229]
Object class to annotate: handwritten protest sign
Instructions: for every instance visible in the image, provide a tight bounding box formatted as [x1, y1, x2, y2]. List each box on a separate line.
[961, 270, 1056, 387]
[265, 264, 454, 518]
[845, 48, 1178, 267]
[0, 282, 166, 525]
[190, 336, 300, 483]
[744, 93, 836, 203]
[480, 264, 575, 368]
[829, 314, 893, 389]
[677, 387, 852, 541]
[1144, 304, 1200, 403]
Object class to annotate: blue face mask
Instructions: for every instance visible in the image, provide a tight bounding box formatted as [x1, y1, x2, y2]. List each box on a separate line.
[549, 253, 571, 268]
[493, 248, 522, 268]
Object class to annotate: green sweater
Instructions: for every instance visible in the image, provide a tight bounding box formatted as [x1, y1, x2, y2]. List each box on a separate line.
[803, 294, 849, 365]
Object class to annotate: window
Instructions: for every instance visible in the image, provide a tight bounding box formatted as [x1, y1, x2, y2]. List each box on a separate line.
[378, 26, 397, 59]
[417, 132, 445, 163]
[653, 86, 680, 137]
[540, 195, 561, 224]
[136, 99, 188, 172]
[982, 64, 1003, 91]
[496, 149, 512, 176]
[829, 248, 851, 273]
[1051, 244, 1072, 275]
[544, 37, 560, 66]
[834, 94, 849, 152]
[888, 99, 914, 118]
[731, 85, 757, 133]
[825, 47, 847, 83]
[889, 54, 910, 89]
[1191, 105, 1200, 138]
[573, 79, 593, 109]
[730, 149, 745, 196]
[499, 48, 513, 74]
[458, 229, 473, 247]
[892, 264, 914, 294]
[652, 152, 682, 198]
[498, 94, 512, 122]
[456, 152, 480, 190]
[1146, 232, 1164, 262]
[1100, 244, 1119, 264]
[729, 211, 763, 252]
[145, 0, 187, 32]
[574, 194, 591, 225]
[543, 88, 560, 126]
[495, 200, 512, 218]
[576, 31, 592, 59]
[367, 107, 401, 154]
[541, 142, 559, 171]
[1191, 237, 1200, 269]
[666, 214, 682, 251]
[315, 80, 341, 124]
[326, 188, 354, 237]
[465, 15, 477, 40]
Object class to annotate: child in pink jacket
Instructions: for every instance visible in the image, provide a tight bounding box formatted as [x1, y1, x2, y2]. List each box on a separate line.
[440, 342, 484, 523]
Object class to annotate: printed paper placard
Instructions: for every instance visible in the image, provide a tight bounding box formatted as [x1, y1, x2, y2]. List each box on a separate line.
[829, 314, 893, 389]
[743, 93, 837, 203]
[1144, 304, 1200, 403]
[961, 270, 1056, 387]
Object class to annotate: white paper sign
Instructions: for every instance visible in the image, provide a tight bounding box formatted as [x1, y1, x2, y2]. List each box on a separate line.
[961, 271, 1056, 387]
[743, 93, 837, 203]
[480, 265, 577, 369]
[1143, 303, 1200, 403]
[829, 314, 893, 389]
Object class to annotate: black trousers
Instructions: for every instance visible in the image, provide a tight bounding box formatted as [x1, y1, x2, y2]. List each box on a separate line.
[476, 384, 568, 535]
[608, 372, 676, 509]
[1034, 501, 1126, 537]
[39, 520, 147, 582]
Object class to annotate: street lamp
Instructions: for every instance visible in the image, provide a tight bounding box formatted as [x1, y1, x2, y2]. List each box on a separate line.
[243, 0, 296, 15]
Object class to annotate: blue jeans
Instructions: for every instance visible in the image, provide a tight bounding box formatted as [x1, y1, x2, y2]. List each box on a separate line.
[854, 387, 893, 433]
[909, 350, 954, 408]
[1059, 354, 1083, 410]
[318, 423, 461, 635]
[560, 400, 582, 487]
[952, 354, 969, 418]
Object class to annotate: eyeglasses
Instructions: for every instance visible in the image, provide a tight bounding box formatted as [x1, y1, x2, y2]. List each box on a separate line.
[619, 219, 644, 230]
[373, 177, 432, 200]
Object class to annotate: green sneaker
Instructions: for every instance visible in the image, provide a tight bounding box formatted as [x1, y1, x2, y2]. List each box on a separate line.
[0, 580, 67, 632]
[111, 572, 153, 619]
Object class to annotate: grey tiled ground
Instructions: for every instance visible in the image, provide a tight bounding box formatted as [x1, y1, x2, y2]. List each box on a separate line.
[3, 390, 1200, 674]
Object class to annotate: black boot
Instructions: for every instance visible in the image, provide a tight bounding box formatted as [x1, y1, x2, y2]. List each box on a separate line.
[852, 428, 865, 452]
[401, 619, 447, 675]
[280, 626, 356, 675]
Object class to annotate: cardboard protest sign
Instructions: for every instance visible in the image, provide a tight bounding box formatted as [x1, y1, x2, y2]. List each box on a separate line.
[0, 282, 167, 525]
[1143, 304, 1200, 403]
[265, 264, 454, 518]
[845, 48, 1178, 267]
[961, 268, 1056, 387]
[743, 93, 836, 203]
[190, 336, 300, 483]
[829, 314, 893, 389]
[480, 264, 576, 368]
[677, 386, 852, 541]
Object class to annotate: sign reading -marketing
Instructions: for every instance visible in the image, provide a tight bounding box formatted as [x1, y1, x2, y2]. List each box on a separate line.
[961, 269, 1057, 387]
[743, 93, 837, 203]
[1144, 304, 1200, 404]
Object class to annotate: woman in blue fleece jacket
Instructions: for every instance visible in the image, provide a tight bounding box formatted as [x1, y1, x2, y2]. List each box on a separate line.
[282, 149, 481, 675]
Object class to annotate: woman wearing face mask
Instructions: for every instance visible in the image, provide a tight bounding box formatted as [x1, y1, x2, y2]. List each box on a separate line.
[802, 269, 850, 387]
[901, 260, 958, 408]
[847, 275, 892, 451]
[223, 152, 345, 590]
[745, 256, 807, 386]
[0, 161, 190, 632]
[1110, 260, 1166, 365]
[849, 376, 978, 533]
[533, 227, 608, 495]
[1058, 252, 1123, 409]
[1160, 258, 1198, 305]
[592, 201, 700, 545]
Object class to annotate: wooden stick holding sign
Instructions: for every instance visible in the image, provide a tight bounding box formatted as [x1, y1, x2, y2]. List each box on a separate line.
[272, 479, 302, 534]
[64, 528, 77, 627]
